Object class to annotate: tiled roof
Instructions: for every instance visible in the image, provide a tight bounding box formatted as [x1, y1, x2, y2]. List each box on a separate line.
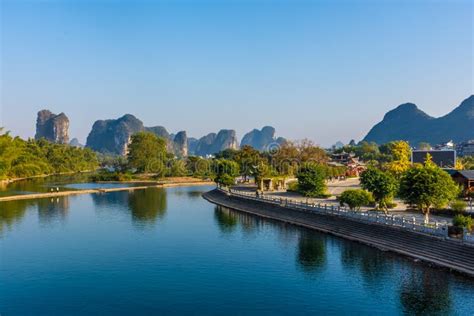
[457, 170, 474, 180]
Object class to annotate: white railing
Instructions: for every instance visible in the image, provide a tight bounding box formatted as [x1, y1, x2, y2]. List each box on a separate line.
[463, 230, 474, 246]
[220, 188, 449, 238]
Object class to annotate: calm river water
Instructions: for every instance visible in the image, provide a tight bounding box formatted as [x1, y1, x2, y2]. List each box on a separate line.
[1, 185, 474, 315]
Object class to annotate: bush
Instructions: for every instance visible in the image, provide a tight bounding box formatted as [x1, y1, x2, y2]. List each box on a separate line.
[338, 189, 374, 211]
[450, 200, 467, 213]
[296, 164, 327, 198]
[452, 215, 473, 232]
[287, 181, 299, 192]
[386, 202, 398, 209]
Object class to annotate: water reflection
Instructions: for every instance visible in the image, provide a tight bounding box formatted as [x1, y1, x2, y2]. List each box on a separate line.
[128, 188, 167, 224]
[0, 174, 91, 197]
[37, 197, 69, 224]
[0, 199, 34, 233]
[399, 269, 452, 315]
[172, 190, 203, 200]
[0, 197, 70, 233]
[296, 233, 327, 274]
[214, 206, 238, 233]
[92, 191, 130, 208]
[340, 241, 393, 284]
[92, 188, 168, 226]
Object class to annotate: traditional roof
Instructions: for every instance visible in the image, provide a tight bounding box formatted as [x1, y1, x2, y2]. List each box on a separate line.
[455, 170, 474, 180]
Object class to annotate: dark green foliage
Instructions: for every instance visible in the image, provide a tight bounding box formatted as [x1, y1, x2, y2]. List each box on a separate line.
[127, 132, 167, 174]
[360, 167, 397, 211]
[450, 200, 467, 213]
[399, 160, 460, 222]
[214, 159, 240, 187]
[0, 130, 98, 180]
[185, 156, 214, 179]
[166, 159, 187, 177]
[452, 215, 473, 231]
[90, 170, 132, 182]
[296, 164, 327, 197]
[338, 189, 374, 210]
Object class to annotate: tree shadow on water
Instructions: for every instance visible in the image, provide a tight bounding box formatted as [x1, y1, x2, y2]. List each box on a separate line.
[128, 188, 167, 226]
[296, 232, 327, 275]
[399, 268, 452, 315]
[214, 206, 238, 234]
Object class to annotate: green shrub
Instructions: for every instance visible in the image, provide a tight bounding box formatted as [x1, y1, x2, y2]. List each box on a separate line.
[338, 189, 374, 211]
[452, 215, 473, 232]
[386, 202, 398, 209]
[296, 164, 327, 198]
[287, 181, 299, 192]
[450, 200, 467, 213]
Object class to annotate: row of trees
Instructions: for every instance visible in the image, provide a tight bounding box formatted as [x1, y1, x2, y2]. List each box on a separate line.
[119, 134, 345, 189]
[0, 129, 98, 180]
[338, 157, 460, 223]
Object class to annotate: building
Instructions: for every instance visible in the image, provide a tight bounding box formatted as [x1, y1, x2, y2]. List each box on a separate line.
[257, 177, 288, 192]
[456, 140, 474, 157]
[411, 150, 456, 168]
[434, 140, 455, 151]
[452, 170, 474, 195]
[329, 153, 366, 177]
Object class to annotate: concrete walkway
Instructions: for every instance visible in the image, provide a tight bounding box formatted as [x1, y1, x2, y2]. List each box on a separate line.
[233, 179, 452, 224]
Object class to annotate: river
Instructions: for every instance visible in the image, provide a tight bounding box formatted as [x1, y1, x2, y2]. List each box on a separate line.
[1, 183, 474, 314]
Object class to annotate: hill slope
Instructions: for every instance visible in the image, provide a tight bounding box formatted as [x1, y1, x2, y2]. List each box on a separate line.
[363, 95, 474, 145]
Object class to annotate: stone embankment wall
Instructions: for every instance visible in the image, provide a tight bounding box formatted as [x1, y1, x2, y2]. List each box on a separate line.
[203, 189, 474, 278]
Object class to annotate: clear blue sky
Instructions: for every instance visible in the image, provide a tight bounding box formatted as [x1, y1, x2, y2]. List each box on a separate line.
[1, 0, 472, 146]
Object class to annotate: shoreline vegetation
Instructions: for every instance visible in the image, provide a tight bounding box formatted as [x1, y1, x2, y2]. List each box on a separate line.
[1, 129, 473, 229]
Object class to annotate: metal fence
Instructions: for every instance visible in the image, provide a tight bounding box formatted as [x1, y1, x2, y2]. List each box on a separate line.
[220, 188, 450, 238]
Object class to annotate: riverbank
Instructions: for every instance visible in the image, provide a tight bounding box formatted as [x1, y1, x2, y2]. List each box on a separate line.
[0, 171, 94, 186]
[203, 189, 474, 278]
[0, 180, 214, 202]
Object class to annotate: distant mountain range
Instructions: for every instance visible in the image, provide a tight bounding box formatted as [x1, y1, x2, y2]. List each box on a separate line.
[57, 114, 285, 156]
[83, 115, 287, 156]
[363, 95, 474, 145]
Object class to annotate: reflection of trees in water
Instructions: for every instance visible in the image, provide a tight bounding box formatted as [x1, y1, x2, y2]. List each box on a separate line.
[340, 241, 392, 284]
[128, 188, 167, 224]
[37, 197, 69, 223]
[399, 268, 452, 315]
[297, 232, 327, 274]
[92, 191, 129, 208]
[172, 189, 203, 200]
[213, 206, 262, 234]
[0, 200, 35, 233]
[214, 206, 238, 233]
[1, 174, 91, 196]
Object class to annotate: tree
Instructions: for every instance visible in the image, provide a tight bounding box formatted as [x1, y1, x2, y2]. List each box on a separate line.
[233, 145, 265, 181]
[296, 164, 327, 197]
[186, 156, 213, 178]
[360, 167, 397, 213]
[127, 132, 167, 173]
[338, 189, 374, 211]
[382, 141, 411, 178]
[354, 141, 380, 161]
[214, 159, 240, 187]
[417, 142, 431, 150]
[0, 130, 98, 180]
[270, 140, 328, 176]
[399, 158, 460, 223]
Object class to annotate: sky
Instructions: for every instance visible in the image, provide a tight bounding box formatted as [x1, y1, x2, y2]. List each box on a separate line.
[1, 0, 473, 147]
